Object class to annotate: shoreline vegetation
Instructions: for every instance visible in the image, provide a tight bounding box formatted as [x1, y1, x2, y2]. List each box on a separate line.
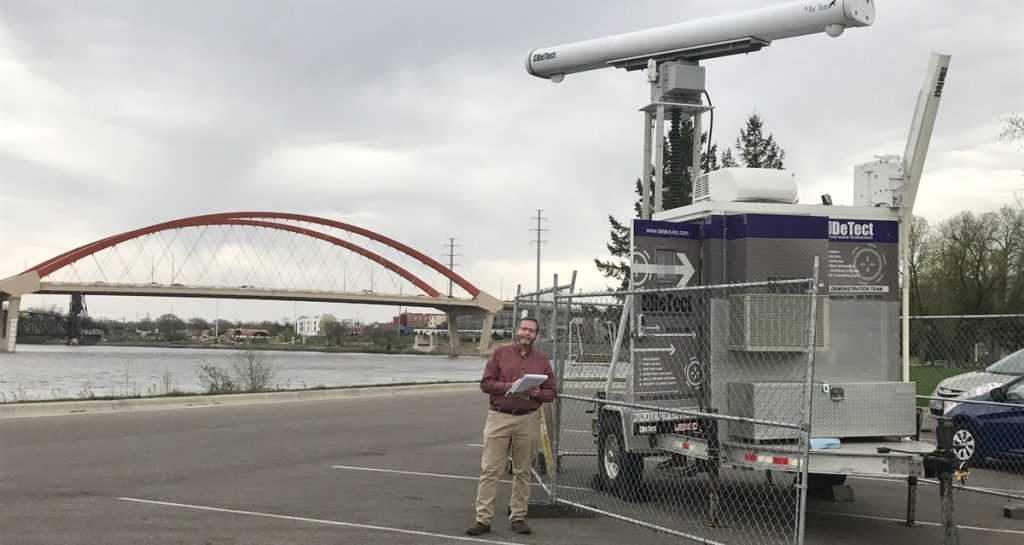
[23, 338, 505, 357]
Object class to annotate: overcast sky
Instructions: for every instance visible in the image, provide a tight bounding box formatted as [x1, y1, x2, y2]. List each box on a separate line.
[1, 0, 1022, 324]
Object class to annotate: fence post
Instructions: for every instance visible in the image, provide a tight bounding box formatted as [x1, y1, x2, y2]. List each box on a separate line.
[795, 257, 821, 545]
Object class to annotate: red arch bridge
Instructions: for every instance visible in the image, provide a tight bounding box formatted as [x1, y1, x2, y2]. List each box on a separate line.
[0, 212, 502, 353]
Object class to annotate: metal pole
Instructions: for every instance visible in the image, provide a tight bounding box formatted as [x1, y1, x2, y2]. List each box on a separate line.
[795, 257, 821, 545]
[692, 107, 703, 203]
[653, 105, 665, 214]
[939, 470, 959, 544]
[901, 475, 921, 527]
[641, 109, 654, 220]
[550, 273, 561, 505]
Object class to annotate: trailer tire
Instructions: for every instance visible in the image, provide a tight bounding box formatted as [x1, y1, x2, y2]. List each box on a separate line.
[806, 473, 847, 496]
[597, 414, 644, 500]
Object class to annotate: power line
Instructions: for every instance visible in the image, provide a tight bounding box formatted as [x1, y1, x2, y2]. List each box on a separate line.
[442, 237, 462, 297]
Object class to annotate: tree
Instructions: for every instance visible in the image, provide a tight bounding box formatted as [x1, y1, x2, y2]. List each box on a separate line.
[596, 112, 783, 290]
[725, 112, 786, 169]
[1000, 113, 1024, 145]
[156, 313, 186, 341]
[187, 317, 211, 337]
[319, 314, 338, 335]
[906, 215, 933, 315]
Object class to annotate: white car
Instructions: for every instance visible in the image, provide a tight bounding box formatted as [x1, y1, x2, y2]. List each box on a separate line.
[929, 348, 1024, 416]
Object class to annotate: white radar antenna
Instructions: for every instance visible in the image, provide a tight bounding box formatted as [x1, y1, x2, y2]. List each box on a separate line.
[525, 0, 876, 218]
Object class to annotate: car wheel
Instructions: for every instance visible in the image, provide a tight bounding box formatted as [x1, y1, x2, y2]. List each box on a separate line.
[951, 424, 984, 466]
[596, 413, 644, 500]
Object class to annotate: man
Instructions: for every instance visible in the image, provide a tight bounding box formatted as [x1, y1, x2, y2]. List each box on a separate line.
[466, 317, 556, 536]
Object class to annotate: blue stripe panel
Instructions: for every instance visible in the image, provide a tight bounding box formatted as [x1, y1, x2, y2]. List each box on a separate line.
[701, 214, 899, 243]
[633, 219, 702, 240]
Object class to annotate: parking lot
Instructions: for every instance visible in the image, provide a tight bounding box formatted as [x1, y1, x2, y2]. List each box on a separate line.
[0, 387, 1021, 544]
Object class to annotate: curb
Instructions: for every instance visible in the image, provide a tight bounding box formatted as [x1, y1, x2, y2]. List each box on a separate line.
[0, 382, 479, 419]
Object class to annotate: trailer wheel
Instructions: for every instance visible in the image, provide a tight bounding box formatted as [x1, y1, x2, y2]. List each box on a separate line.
[806, 473, 847, 496]
[597, 414, 644, 499]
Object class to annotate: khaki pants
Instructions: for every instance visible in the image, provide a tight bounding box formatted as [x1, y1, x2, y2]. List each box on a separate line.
[474, 409, 541, 524]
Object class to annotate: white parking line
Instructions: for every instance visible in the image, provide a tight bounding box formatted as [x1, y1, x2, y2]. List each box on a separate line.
[807, 509, 1024, 536]
[118, 497, 525, 545]
[848, 475, 1024, 499]
[330, 464, 590, 492]
[331, 465, 1022, 537]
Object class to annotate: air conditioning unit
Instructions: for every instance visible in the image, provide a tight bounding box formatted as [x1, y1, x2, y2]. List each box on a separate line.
[728, 294, 829, 351]
[693, 172, 711, 202]
[692, 168, 797, 203]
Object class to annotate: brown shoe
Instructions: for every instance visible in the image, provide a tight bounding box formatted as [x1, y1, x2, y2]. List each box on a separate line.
[466, 522, 491, 536]
[510, 520, 532, 534]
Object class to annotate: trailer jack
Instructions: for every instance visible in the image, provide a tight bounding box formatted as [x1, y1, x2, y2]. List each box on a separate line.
[880, 418, 963, 544]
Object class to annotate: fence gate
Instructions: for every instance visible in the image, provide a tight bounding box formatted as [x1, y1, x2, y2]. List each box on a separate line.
[913, 314, 1024, 532]
[539, 278, 820, 545]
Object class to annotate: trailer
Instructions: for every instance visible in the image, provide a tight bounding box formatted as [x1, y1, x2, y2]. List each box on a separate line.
[588, 188, 938, 499]
[585, 47, 951, 496]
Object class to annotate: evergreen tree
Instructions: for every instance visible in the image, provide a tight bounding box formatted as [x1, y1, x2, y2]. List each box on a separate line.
[724, 112, 786, 169]
[720, 147, 738, 167]
[595, 125, 719, 290]
[594, 179, 647, 291]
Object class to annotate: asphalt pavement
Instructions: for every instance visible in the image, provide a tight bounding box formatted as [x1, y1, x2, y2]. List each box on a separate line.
[0, 387, 1020, 544]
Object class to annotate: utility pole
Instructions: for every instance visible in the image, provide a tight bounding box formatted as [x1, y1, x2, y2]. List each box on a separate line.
[442, 237, 461, 297]
[530, 210, 548, 302]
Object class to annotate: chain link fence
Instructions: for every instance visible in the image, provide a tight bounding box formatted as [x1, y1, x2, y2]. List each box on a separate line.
[527, 278, 821, 545]
[913, 315, 1024, 503]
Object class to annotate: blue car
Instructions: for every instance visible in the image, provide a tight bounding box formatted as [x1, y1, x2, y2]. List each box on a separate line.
[945, 376, 1024, 465]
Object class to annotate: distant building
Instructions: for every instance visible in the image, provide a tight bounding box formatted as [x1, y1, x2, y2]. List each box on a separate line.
[295, 317, 321, 337]
[458, 310, 515, 332]
[392, 312, 437, 329]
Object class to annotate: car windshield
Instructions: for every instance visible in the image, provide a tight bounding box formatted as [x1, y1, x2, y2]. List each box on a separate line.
[985, 348, 1024, 375]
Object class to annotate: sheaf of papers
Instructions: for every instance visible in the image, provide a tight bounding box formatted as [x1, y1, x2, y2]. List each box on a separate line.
[505, 373, 548, 396]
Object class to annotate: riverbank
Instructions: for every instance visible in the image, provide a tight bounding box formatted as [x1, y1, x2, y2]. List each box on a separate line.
[0, 345, 492, 403]
[0, 381, 479, 419]
[43, 339, 510, 357]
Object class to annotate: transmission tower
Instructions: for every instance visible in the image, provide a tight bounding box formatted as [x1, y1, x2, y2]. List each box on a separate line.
[442, 237, 462, 297]
[530, 210, 548, 298]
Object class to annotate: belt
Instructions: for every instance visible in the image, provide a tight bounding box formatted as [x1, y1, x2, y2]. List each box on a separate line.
[490, 405, 537, 416]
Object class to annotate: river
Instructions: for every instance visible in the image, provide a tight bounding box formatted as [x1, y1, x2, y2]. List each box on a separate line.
[0, 344, 486, 402]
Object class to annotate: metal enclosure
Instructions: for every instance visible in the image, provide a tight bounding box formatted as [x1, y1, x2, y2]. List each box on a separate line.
[631, 199, 916, 440]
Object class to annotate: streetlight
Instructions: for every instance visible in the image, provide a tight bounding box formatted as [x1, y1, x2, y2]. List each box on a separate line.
[500, 276, 506, 301]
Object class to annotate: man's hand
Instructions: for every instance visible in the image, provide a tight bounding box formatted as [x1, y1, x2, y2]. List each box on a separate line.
[510, 386, 540, 400]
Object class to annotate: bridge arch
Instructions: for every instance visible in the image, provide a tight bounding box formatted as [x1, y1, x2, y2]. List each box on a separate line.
[25, 212, 480, 297]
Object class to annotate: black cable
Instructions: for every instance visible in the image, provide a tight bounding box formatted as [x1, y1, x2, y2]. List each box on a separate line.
[702, 90, 714, 170]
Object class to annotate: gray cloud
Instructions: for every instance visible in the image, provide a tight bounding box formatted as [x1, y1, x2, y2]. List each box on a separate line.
[2, 0, 1022, 322]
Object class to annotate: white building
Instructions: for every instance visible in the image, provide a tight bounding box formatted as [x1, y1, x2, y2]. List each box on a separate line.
[295, 316, 321, 337]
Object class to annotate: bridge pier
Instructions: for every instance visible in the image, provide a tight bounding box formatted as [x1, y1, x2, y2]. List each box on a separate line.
[477, 312, 494, 352]
[1, 295, 21, 353]
[446, 312, 460, 349]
